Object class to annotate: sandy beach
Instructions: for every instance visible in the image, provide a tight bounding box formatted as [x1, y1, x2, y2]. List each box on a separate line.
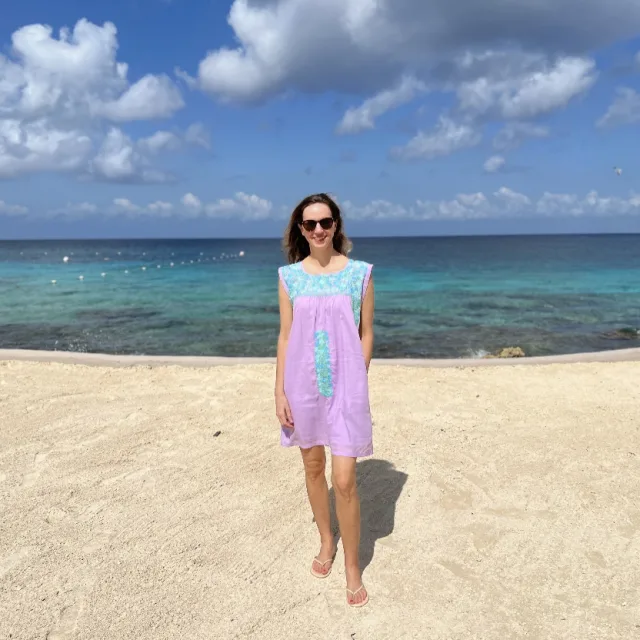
[1, 353, 639, 639]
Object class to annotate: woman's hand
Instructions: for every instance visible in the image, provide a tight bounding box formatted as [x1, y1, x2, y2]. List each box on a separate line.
[275, 392, 294, 429]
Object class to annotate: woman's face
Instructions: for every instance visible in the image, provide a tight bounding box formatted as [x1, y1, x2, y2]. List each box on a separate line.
[300, 203, 335, 251]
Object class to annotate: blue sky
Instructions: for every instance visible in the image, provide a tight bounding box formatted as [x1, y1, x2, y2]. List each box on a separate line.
[1, 0, 640, 238]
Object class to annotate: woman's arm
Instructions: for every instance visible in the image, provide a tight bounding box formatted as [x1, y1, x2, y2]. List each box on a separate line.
[275, 279, 293, 397]
[359, 275, 375, 372]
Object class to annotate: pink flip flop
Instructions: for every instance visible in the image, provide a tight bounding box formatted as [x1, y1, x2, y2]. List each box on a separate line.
[346, 584, 369, 607]
[310, 555, 335, 578]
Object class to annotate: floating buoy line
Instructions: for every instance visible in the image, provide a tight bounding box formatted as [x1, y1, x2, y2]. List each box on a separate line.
[46, 250, 246, 284]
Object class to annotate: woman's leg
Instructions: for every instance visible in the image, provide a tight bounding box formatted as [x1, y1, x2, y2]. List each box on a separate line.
[331, 455, 368, 605]
[300, 446, 336, 574]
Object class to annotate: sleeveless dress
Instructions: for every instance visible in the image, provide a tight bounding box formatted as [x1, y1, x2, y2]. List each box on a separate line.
[278, 259, 374, 458]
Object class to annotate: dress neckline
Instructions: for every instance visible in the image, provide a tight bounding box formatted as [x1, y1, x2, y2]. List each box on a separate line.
[299, 258, 351, 276]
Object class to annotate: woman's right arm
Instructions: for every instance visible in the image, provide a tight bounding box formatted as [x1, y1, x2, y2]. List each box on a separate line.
[275, 279, 294, 428]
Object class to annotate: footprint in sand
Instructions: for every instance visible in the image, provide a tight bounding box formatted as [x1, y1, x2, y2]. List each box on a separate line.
[101, 467, 150, 487]
[463, 522, 502, 553]
[430, 474, 473, 510]
[47, 603, 82, 640]
[83, 530, 114, 554]
[436, 559, 478, 582]
[22, 451, 49, 487]
[0, 547, 31, 579]
[78, 500, 109, 522]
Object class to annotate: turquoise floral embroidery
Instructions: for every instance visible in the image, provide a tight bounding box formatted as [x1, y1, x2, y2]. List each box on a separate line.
[279, 260, 370, 325]
[314, 331, 333, 397]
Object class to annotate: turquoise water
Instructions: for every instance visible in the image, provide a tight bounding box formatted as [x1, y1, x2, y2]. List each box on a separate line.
[1, 236, 639, 358]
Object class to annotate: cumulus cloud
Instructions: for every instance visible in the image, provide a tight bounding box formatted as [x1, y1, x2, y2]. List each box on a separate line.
[483, 155, 505, 173]
[0, 19, 185, 181]
[28, 187, 640, 221]
[344, 189, 640, 220]
[336, 76, 426, 134]
[89, 128, 174, 183]
[391, 116, 481, 160]
[137, 123, 211, 155]
[456, 56, 596, 121]
[597, 87, 640, 127]
[182, 192, 203, 211]
[184, 123, 212, 150]
[492, 122, 549, 151]
[204, 192, 273, 220]
[0, 200, 28, 215]
[192, 0, 638, 103]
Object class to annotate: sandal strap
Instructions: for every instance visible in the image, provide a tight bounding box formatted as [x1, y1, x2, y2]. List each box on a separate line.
[313, 557, 334, 567]
[346, 585, 365, 596]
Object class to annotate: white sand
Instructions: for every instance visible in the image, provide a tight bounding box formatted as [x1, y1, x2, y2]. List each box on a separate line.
[1, 354, 639, 639]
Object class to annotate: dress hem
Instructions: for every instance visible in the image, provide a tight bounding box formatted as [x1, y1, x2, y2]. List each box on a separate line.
[280, 440, 373, 458]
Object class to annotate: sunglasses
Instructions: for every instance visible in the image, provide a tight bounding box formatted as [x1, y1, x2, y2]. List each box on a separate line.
[301, 217, 335, 232]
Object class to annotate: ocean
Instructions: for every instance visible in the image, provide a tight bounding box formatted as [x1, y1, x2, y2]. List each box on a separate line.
[1, 235, 639, 358]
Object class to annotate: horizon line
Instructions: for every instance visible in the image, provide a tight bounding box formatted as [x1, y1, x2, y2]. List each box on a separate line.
[2, 230, 640, 242]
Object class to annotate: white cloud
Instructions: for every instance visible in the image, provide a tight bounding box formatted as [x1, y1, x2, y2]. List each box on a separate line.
[484, 155, 505, 173]
[137, 123, 212, 156]
[182, 192, 203, 211]
[184, 122, 211, 149]
[0, 119, 92, 177]
[597, 87, 640, 127]
[457, 56, 597, 120]
[98, 74, 184, 121]
[192, 0, 638, 103]
[89, 128, 174, 183]
[0, 200, 28, 215]
[204, 192, 273, 220]
[345, 189, 640, 220]
[493, 122, 549, 151]
[493, 186, 532, 210]
[392, 116, 481, 160]
[138, 131, 182, 155]
[47, 201, 99, 217]
[23, 188, 640, 221]
[0, 19, 185, 181]
[336, 76, 426, 134]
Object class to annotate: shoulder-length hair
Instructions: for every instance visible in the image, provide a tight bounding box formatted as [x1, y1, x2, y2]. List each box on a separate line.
[282, 193, 352, 264]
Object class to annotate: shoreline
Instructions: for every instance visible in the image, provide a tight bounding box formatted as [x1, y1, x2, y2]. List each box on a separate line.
[1, 346, 640, 368]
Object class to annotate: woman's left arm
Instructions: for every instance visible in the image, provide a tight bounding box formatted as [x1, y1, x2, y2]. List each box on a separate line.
[359, 275, 375, 372]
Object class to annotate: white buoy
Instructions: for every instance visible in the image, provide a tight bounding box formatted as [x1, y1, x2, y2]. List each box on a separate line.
[170, 262, 174, 267]
[63, 256, 69, 263]
[141, 266, 147, 271]
[124, 270, 129, 274]
[157, 265, 161, 269]
[79, 275, 84, 281]
[239, 251, 245, 257]
[101, 272, 106, 277]
[51, 280, 57, 285]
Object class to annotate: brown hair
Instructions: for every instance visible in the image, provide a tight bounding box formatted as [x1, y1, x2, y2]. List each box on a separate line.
[283, 193, 352, 264]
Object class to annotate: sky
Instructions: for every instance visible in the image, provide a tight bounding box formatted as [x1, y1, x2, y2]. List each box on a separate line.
[1, 0, 640, 239]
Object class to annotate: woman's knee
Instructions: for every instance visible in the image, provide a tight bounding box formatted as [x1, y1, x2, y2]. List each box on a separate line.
[332, 469, 356, 498]
[301, 447, 326, 482]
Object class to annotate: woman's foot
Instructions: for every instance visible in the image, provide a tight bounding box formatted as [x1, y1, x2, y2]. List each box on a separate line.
[311, 541, 336, 578]
[345, 565, 368, 606]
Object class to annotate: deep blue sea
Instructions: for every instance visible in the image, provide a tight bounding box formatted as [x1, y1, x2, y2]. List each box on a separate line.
[1, 236, 639, 358]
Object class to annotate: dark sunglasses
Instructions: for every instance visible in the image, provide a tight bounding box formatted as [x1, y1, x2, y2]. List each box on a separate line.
[301, 217, 335, 232]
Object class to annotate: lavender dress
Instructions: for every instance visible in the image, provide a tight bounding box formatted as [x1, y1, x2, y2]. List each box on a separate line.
[278, 259, 374, 458]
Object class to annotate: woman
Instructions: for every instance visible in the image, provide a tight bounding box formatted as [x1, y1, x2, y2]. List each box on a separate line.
[275, 193, 374, 608]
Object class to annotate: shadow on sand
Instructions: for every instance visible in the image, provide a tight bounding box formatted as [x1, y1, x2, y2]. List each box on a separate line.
[329, 458, 408, 574]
